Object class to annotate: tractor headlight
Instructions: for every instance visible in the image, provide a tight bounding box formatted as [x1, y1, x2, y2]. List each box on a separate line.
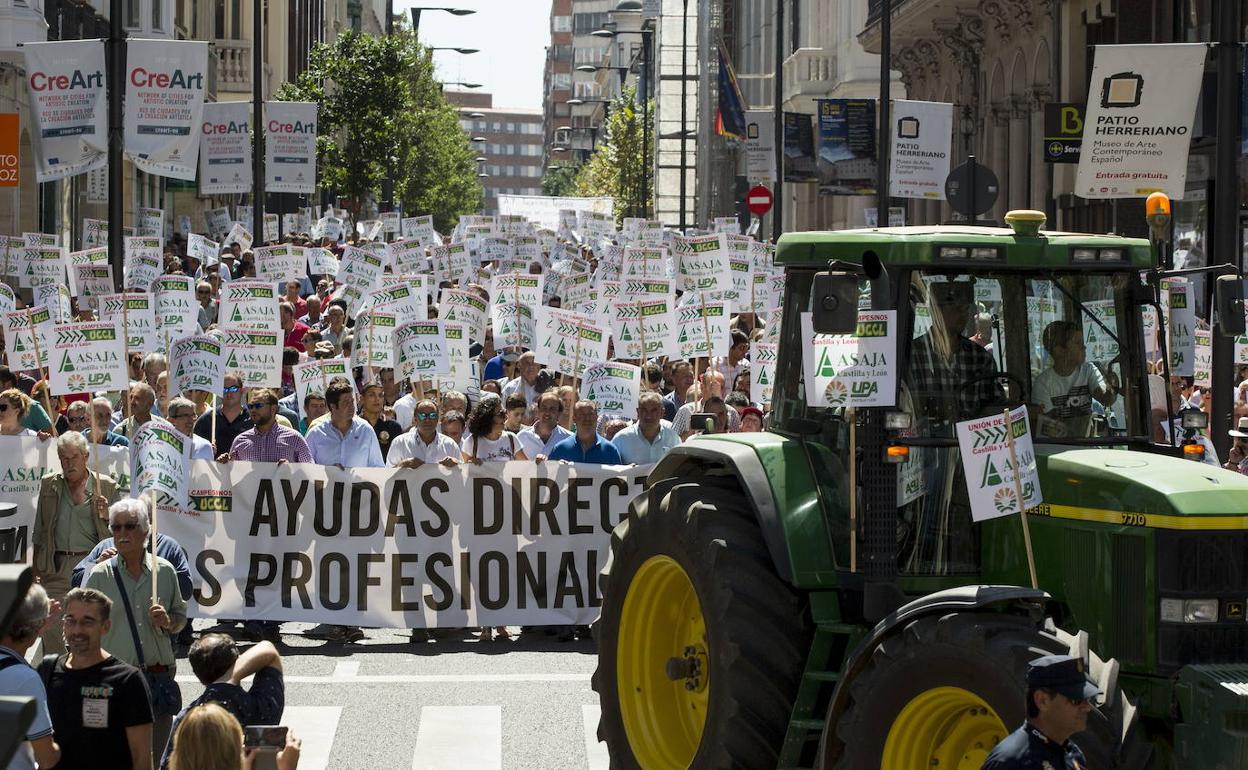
[1160, 598, 1183, 622]
[1161, 598, 1220, 623]
[1072, 248, 1098, 262]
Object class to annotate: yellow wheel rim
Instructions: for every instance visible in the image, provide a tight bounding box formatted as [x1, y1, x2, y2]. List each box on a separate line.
[881, 686, 1007, 770]
[617, 555, 709, 770]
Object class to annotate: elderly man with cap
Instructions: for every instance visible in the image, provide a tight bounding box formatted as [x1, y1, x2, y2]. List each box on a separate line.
[981, 654, 1099, 769]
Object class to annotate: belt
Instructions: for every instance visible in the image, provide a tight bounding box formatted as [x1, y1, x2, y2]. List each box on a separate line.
[55, 550, 89, 558]
[143, 664, 172, 674]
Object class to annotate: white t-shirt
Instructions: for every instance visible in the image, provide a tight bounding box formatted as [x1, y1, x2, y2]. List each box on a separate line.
[1032, 361, 1105, 419]
[387, 429, 461, 466]
[461, 431, 520, 462]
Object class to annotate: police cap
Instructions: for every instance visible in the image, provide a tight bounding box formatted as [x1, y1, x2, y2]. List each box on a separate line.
[1026, 654, 1101, 701]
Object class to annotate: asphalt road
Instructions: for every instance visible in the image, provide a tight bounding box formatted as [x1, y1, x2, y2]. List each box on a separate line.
[176, 621, 609, 770]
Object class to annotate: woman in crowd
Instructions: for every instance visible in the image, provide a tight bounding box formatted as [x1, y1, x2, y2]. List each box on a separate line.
[168, 703, 301, 770]
[0, 388, 36, 436]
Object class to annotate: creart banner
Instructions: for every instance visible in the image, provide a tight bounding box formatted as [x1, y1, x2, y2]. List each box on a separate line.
[264, 101, 317, 193]
[22, 40, 108, 183]
[199, 100, 252, 194]
[124, 39, 209, 180]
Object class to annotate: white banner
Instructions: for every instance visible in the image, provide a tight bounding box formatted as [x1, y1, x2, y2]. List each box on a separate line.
[395, 321, 448, 383]
[124, 39, 209, 180]
[265, 101, 317, 193]
[204, 208, 232, 239]
[889, 100, 953, 200]
[437, 289, 487, 342]
[802, 310, 898, 407]
[1166, 278, 1195, 376]
[496, 195, 614, 232]
[187, 233, 220, 264]
[4, 306, 53, 373]
[170, 334, 224, 396]
[1075, 43, 1207, 199]
[293, 358, 353, 418]
[611, 297, 676, 361]
[132, 422, 192, 513]
[306, 247, 338, 277]
[22, 40, 108, 182]
[123, 236, 162, 290]
[199, 100, 252, 194]
[676, 297, 730, 360]
[674, 234, 731, 293]
[751, 342, 777, 407]
[583, 362, 641, 419]
[351, 310, 397, 370]
[220, 327, 281, 387]
[254, 244, 304, 284]
[955, 406, 1043, 523]
[538, 309, 609, 380]
[491, 302, 537, 352]
[219, 279, 281, 333]
[49, 320, 127, 396]
[743, 110, 776, 183]
[100, 293, 157, 355]
[155, 274, 199, 342]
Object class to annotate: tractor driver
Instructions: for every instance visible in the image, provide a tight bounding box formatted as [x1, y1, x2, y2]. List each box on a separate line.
[907, 278, 1004, 426]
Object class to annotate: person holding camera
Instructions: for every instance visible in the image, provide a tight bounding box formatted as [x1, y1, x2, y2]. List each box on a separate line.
[167, 703, 299, 770]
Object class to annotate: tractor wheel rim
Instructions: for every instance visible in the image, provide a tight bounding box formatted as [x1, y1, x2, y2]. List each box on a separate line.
[882, 686, 1007, 770]
[617, 555, 709, 769]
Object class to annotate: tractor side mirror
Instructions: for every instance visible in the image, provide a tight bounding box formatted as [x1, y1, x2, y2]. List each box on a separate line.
[1215, 276, 1246, 337]
[811, 271, 860, 335]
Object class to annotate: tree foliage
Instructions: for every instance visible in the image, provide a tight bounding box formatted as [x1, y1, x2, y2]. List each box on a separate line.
[542, 162, 581, 197]
[277, 30, 481, 232]
[574, 85, 653, 223]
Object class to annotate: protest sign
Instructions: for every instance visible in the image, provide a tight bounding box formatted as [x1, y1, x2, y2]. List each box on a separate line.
[611, 297, 677, 361]
[491, 273, 543, 308]
[1082, 300, 1120, 362]
[1166, 278, 1195, 376]
[4, 306, 53, 372]
[0, 284, 13, 315]
[155, 274, 199, 341]
[49, 320, 127, 395]
[66, 247, 108, 293]
[263, 213, 279, 244]
[431, 243, 471, 285]
[71, 264, 113, 308]
[674, 234, 731, 292]
[389, 240, 427, 275]
[187, 233, 220, 264]
[199, 100, 251, 194]
[132, 423, 192, 514]
[351, 310, 398, 369]
[955, 406, 1042, 523]
[676, 297, 731, 360]
[137, 208, 164, 239]
[367, 280, 427, 325]
[34, 286, 71, 324]
[170, 334, 224, 395]
[622, 247, 669, 280]
[254, 244, 304, 283]
[380, 211, 400, 235]
[438, 289, 488, 341]
[801, 310, 897, 407]
[100, 293, 157, 354]
[123, 39, 209, 180]
[219, 279, 281, 333]
[334, 246, 385, 308]
[293, 357, 353, 418]
[583, 362, 641, 418]
[395, 321, 449, 383]
[220, 327, 281, 387]
[436, 323, 473, 396]
[306, 247, 338, 277]
[204, 208, 232, 239]
[712, 216, 741, 235]
[21, 245, 64, 289]
[1194, 328, 1212, 389]
[222, 222, 253, 253]
[123, 236, 162, 290]
[492, 302, 537, 352]
[538, 309, 608, 380]
[264, 101, 317, 193]
[22, 40, 108, 182]
[83, 218, 109, 249]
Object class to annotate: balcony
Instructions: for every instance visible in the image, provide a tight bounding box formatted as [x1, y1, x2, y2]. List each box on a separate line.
[215, 38, 251, 91]
[782, 48, 837, 105]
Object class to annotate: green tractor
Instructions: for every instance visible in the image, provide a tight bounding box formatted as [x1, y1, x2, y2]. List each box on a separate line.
[593, 211, 1248, 769]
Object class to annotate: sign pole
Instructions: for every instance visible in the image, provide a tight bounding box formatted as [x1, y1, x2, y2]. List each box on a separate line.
[27, 314, 57, 436]
[149, 487, 158, 603]
[571, 323, 583, 394]
[122, 297, 131, 422]
[1002, 407, 1038, 589]
[848, 406, 857, 573]
[91, 407, 103, 503]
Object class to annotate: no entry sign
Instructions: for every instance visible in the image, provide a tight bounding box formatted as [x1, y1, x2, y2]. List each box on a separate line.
[747, 185, 773, 216]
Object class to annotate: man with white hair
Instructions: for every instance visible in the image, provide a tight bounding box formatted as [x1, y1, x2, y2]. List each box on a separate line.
[114, 382, 170, 439]
[164, 397, 214, 460]
[86, 396, 130, 447]
[84, 497, 187, 757]
[0, 582, 61, 770]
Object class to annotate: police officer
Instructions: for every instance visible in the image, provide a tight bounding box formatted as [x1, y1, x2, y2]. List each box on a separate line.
[981, 654, 1100, 769]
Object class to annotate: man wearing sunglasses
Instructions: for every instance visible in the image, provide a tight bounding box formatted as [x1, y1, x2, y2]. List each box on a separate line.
[386, 398, 460, 469]
[982, 654, 1099, 769]
[194, 372, 252, 456]
[222, 388, 312, 466]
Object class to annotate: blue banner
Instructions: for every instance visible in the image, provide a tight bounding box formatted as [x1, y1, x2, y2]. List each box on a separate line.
[784, 112, 818, 181]
[816, 98, 877, 195]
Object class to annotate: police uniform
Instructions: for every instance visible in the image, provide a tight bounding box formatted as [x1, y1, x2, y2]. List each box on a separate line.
[981, 654, 1100, 770]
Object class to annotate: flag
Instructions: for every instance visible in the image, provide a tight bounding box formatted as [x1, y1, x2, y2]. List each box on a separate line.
[716, 46, 748, 141]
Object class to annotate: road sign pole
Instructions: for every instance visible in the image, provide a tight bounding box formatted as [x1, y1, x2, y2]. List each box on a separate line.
[969, 155, 977, 226]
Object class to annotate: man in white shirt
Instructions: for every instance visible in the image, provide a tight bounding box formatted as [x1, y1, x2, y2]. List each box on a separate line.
[387, 399, 461, 468]
[306, 377, 384, 469]
[500, 352, 541, 406]
[166, 397, 215, 460]
[613, 392, 681, 465]
[516, 391, 572, 460]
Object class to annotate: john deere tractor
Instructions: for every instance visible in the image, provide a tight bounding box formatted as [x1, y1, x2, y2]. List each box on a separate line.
[593, 211, 1248, 769]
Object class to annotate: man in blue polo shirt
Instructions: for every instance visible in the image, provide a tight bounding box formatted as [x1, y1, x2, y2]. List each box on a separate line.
[548, 400, 622, 464]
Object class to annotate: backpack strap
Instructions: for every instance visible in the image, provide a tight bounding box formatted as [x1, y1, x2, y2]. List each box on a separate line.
[111, 558, 147, 670]
[36, 653, 59, 688]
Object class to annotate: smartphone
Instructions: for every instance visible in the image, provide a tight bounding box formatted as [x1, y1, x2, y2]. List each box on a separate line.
[244, 725, 288, 751]
[690, 413, 718, 433]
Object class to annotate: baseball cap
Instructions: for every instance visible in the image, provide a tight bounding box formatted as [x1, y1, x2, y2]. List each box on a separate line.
[1230, 416, 1248, 438]
[929, 280, 974, 306]
[1026, 655, 1101, 701]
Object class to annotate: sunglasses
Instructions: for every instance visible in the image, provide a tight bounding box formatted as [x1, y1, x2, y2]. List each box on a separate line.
[223, 385, 241, 394]
[416, 411, 438, 420]
[247, 402, 272, 411]
[109, 522, 140, 532]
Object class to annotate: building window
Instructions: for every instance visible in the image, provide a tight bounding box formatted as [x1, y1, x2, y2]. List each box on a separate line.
[125, 0, 141, 27]
[552, 14, 571, 32]
[153, 0, 163, 31]
[573, 12, 607, 34]
[552, 73, 572, 90]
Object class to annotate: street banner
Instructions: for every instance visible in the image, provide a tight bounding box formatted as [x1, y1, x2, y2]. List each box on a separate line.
[538, 309, 608, 380]
[815, 99, 876, 195]
[20, 245, 64, 290]
[137, 208, 164, 239]
[199, 100, 251, 194]
[83, 218, 108, 249]
[1075, 43, 1207, 199]
[293, 357, 353, 418]
[264, 101, 317, 193]
[34, 286, 71, 324]
[100, 293, 157, 354]
[204, 208, 232, 239]
[431, 243, 471, 285]
[71, 263, 113, 308]
[784, 111, 818, 182]
[801, 310, 898, 407]
[123, 39, 209, 180]
[22, 40, 108, 182]
[131, 423, 192, 514]
[674, 234, 731, 293]
[170, 334, 223, 396]
[395, 321, 448, 383]
[889, 100, 953, 200]
[611, 297, 677, 361]
[1194, 328, 1212, 389]
[490, 273, 543, 308]
[187, 233, 220, 264]
[306, 247, 338, 277]
[676, 297, 731, 359]
[123, 236, 162, 290]
[955, 406, 1043, 523]
[254, 244, 304, 283]
[491, 302, 537, 352]
[222, 222, 253, 253]
[1166, 278, 1195, 376]
[583, 362, 641, 418]
[4, 306, 53, 372]
[155, 274, 198, 341]
[350, 310, 397, 369]
[49, 320, 126, 395]
[219, 279, 280, 333]
[437, 289, 487, 341]
[368, 281, 427, 326]
[751, 342, 778, 407]
[496, 195, 614, 232]
[220, 327, 281, 387]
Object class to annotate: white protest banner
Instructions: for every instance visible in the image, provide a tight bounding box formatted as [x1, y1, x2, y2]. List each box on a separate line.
[155, 274, 198, 341]
[222, 222, 253, 253]
[0, 285, 13, 316]
[1194, 328, 1212, 389]
[199, 100, 251, 194]
[22, 40, 107, 182]
[401, 214, 431, 238]
[137, 208, 164, 239]
[1075, 44, 1207, 199]
[123, 39, 209, 180]
[170, 334, 224, 396]
[219, 279, 281, 333]
[491, 303, 537, 352]
[491, 273, 543, 308]
[1166, 278, 1195, 376]
[236, 205, 253, 226]
[132, 422, 192, 514]
[395, 321, 449, 383]
[725, 253, 753, 304]
[306, 247, 338, 277]
[101, 293, 157, 354]
[316, 216, 344, 242]
[496, 194, 614, 231]
[801, 310, 898, 407]
[538, 309, 608, 379]
[889, 100, 953, 200]
[955, 406, 1042, 522]
[82, 219, 109, 249]
[611, 297, 677, 361]
[264, 101, 317, 193]
[187, 233, 220, 264]
[254, 244, 304, 283]
[712, 216, 741, 235]
[622, 247, 669, 280]
[751, 342, 778, 407]
[389, 240, 426, 275]
[293, 357, 353, 418]
[49, 320, 127, 395]
[368, 281, 427, 326]
[282, 214, 300, 235]
[4, 306, 53, 372]
[438, 289, 488, 341]
[351, 309, 397, 369]
[34, 286, 72, 325]
[21, 245, 65, 290]
[72, 263, 114, 308]
[583, 362, 641, 418]
[204, 207, 232, 238]
[745, 270, 783, 313]
[431, 243, 471, 285]
[123, 236, 162, 290]
[674, 234, 731, 293]
[334, 246, 385, 308]
[676, 297, 731, 360]
[220, 327, 281, 387]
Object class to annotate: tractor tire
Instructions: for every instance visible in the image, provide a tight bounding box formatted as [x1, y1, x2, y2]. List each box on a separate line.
[824, 612, 1153, 770]
[592, 478, 811, 770]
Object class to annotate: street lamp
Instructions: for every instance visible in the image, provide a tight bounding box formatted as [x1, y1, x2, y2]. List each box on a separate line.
[471, 136, 487, 143]
[595, 8, 654, 218]
[445, 82, 483, 89]
[430, 47, 480, 54]
[409, 6, 475, 33]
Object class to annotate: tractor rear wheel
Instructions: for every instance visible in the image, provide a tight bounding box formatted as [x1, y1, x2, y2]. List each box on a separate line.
[592, 479, 810, 769]
[825, 612, 1152, 769]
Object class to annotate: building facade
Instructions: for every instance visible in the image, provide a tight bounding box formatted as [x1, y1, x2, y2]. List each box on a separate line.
[450, 90, 545, 214]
